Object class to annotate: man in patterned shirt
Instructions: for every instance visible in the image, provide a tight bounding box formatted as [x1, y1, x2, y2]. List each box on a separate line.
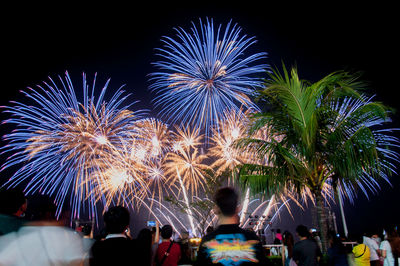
[195, 187, 268, 265]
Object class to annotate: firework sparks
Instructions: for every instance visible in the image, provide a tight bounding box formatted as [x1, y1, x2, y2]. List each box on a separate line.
[149, 18, 268, 136]
[209, 108, 251, 175]
[164, 141, 210, 195]
[0, 72, 144, 219]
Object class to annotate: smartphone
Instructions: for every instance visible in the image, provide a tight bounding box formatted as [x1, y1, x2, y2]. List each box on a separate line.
[311, 228, 317, 232]
[147, 221, 156, 227]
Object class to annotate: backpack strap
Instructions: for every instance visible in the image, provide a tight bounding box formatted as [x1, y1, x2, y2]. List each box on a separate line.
[354, 244, 367, 258]
[159, 240, 174, 266]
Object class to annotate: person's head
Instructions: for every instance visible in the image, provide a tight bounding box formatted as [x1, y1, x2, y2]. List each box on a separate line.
[213, 187, 239, 217]
[137, 228, 152, 245]
[386, 227, 399, 240]
[386, 227, 400, 258]
[277, 229, 281, 234]
[28, 195, 57, 221]
[103, 206, 130, 234]
[296, 225, 309, 239]
[355, 233, 364, 244]
[364, 228, 378, 238]
[81, 223, 93, 237]
[0, 188, 27, 217]
[161, 224, 173, 240]
[328, 231, 346, 253]
[181, 231, 189, 239]
[283, 230, 294, 245]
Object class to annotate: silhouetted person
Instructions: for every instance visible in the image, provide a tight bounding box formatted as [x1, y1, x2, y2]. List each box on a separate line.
[137, 227, 153, 266]
[380, 227, 400, 266]
[195, 187, 268, 265]
[274, 228, 282, 244]
[283, 230, 295, 266]
[177, 230, 191, 265]
[327, 231, 348, 266]
[0, 188, 28, 235]
[151, 222, 160, 266]
[90, 206, 137, 266]
[81, 222, 95, 262]
[0, 195, 84, 265]
[363, 229, 380, 266]
[155, 224, 181, 266]
[293, 225, 320, 266]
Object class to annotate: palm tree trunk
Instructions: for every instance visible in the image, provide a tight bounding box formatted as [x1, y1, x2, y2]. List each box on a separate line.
[315, 191, 328, 254]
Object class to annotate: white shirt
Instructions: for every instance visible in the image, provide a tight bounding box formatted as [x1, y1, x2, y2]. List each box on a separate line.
[380, 240, 400, 266]
[0, 225, 84, 266]
[363, 236, 380, 261]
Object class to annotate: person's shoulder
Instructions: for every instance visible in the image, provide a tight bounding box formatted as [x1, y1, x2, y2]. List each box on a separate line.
[304, 238, 318, 246]
[293, 240, 303, 250]
[380, 240, 390, 248]
[295, 239, 307, 246]
[233, 228, 262, 243]
[201, 231, 218, 242]
[172, 241, 181, 251]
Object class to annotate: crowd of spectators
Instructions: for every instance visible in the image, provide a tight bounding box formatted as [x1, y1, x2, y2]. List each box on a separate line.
[0, 187, 399, 266]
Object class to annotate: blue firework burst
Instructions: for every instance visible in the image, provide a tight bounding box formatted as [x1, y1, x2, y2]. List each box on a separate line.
[149, 18, 268, 136]
[0, 71, 144, 220]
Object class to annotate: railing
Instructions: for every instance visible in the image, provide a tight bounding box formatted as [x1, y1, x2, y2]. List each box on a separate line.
[342, 241, 357, 247]
[263, 244, 284, 256]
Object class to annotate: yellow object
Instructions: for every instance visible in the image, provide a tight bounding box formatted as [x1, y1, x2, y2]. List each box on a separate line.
[189, 237, 202, 246]
[352, 244, 370, 266]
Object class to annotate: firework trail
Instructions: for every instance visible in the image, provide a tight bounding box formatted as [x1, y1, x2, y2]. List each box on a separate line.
[0, 71, 145, 219]
[149, 18, 268, 136]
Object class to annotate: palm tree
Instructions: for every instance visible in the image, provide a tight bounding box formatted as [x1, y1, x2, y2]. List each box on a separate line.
[236, 65, 399, 252]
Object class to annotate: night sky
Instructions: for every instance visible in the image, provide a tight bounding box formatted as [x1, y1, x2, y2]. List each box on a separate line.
[1, 3, 399, 237]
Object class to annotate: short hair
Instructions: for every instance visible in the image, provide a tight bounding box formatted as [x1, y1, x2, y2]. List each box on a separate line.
[26, 195, 56, 221]
[161, 224, 173, 239]
[0, 188, 26, 215]
[81, 223, 92, 236]
[214, 187, 238, 216]
[296, 225, 309, 238]
[137, 228, 152, 244]
[104, 206, 130, 234]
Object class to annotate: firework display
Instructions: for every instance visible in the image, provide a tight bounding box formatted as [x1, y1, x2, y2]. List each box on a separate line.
[0, 17, 398, 238]
[0, 72, 144, 219]
[149, 18, 268, 136]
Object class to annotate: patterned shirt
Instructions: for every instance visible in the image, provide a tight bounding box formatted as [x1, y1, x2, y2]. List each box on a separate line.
[195, 224, 268, 265]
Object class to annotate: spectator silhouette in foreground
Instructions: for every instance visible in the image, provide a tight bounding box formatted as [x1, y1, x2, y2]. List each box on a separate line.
[155, 224, 181, 266]
[0, 188, 28, 235]
[195, 186, 268, 265]
[177, 230, 192, 265]
[283, 230, 295, 266]
[90, 206, 137, 266]
[136, 227, 153, 266]
[327, 231, 348, 266]
[0, 195, 85, 265]
[292, 224, 321, 266]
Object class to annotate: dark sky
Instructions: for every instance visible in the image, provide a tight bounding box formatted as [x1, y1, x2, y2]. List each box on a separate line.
[1, 3, 399, 236]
